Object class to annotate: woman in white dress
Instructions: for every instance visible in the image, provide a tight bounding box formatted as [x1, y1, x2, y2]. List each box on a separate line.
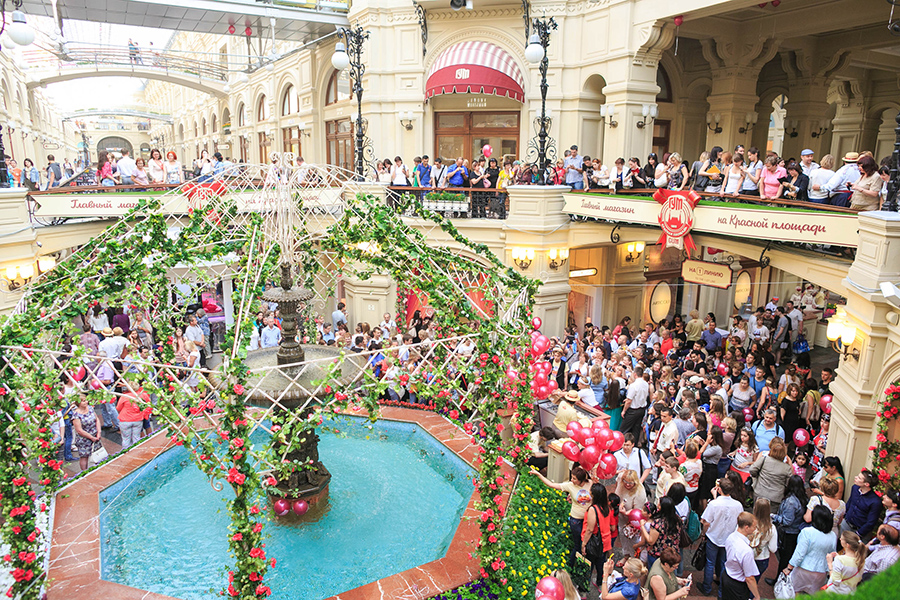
[147, 149, 166, 183]
[184, 340, 202, 393]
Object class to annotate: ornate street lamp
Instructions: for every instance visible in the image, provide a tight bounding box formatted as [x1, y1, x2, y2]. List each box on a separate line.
[332, 26, 369, 179]
[0, 124, 8, 188]
[524, 17, 557, 185]
[884, 110, 900, 213]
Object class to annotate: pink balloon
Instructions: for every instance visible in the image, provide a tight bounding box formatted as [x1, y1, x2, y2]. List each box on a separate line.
[595, 428, 614, 450]
[547, 380, 559, 392]
[506, 367, 518, 381]
[793, 429, 810, 447]
[582, 433, 597, 447]
[273, 498, 290, 516]
[566, 421, 582, 437]
[536, 576, 565, 600]
[74, 366, 86, 381]
[717, 362, 729, 377]
[628, 509, 643, 527]
[820, 394, 833, 413]
[533, 372, 549, 385]
[532, 317, 542, 330]
[292, 499, 309, 516]
[531, 330, 541, 342]
[561, 441, 581, 462]
[592, 418, 609, 431]
[536, 335, 551, 354]
[580, 444, 602, 468]
[822, 402, 832, 415]
[482, 144, 493, 159]
[608, 430, 625, 452]
[90, 379, 101, 390]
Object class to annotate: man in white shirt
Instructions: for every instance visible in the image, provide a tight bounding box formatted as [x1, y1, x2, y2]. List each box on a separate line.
[621, 367, 650, 442]
[185, 315, 206, 366]
[331, 302, 348, 330]
[722, 512, 761, 600]
[653, 406, 680, 455]
[799, 149, 819, 177]
[431, 158, 448, 189]
[116, 149, 137, 185]
[700, 477, 744, 596]
[98, 327, 126, 360]
[379, 313, 396, 338]
[820, 152, 861, 206]
[785, 300, 804, 338]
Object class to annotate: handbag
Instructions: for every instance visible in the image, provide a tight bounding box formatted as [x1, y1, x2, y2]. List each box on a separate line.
[585, 506, 605, 560]
[90, 441, 109, 466]
[774, 571, 796, 600]
[678, 519, 692, 548]
[691, 535, 707, 571]
[793, 334, 810, 355]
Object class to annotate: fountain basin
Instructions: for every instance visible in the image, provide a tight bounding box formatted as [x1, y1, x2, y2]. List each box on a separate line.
[98, 417, 473, 600]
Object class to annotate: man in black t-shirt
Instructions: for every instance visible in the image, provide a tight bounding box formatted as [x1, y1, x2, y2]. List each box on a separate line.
[46, 154, 63, 188]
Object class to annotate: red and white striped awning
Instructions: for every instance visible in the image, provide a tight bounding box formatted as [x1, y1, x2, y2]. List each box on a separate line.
[425, 41, 525, 103]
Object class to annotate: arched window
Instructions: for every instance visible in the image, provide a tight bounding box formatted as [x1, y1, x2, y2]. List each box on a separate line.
[193, 121, 198, 137]
[656, 66, 673, 103]
[281, 84, 298, 116]
[257, 95, 269, 122]
[211, 114, 217, 133]
[201, 118, 207, 135]
[325, 70, 351, 105]
[222, 108, 232, 132]
[237, 103, 246, 127]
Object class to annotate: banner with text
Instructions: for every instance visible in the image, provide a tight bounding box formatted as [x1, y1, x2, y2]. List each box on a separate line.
[564, 193, 859, 248]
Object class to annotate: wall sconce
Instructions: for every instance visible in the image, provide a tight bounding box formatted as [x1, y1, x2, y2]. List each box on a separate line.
[636, 104, 658, 129]
[548, 248, 569, 270]
[511, 247, 535, 270]
[811, 122, 828, 138]
[399, 111, 416, 131]
[825, 309, 860, 361]
[7, 121, 16, 134]
[2, 255, 56, 291]
[738, 112, 758, 134]
[706, 113, 722, 134]
[786, 119, 798, 138]
[624, 241, 645, 262]
[600, 105, 617, 128]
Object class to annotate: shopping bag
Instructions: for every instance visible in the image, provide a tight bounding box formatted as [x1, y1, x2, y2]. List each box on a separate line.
[774, 572, 795, 600]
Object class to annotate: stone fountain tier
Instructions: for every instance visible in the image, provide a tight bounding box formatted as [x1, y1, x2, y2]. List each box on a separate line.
[260, 285, 313, 304]
[234, 345, 364, 410]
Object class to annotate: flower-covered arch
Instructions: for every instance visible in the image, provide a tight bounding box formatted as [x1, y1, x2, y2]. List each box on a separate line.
[0, 160, 540, 599]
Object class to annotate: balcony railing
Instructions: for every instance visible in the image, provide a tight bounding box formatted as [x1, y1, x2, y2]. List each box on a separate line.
[386, 186, 509, 220]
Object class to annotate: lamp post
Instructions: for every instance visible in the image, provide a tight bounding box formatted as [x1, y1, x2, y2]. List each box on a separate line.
[524, 17, 557, 185]
[332, 26, 369, 179]
[884, 109, 900, 213]
[0, 124, 8, 188]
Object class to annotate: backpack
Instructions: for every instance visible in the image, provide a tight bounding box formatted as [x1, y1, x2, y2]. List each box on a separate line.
[687, 509, 702, 542]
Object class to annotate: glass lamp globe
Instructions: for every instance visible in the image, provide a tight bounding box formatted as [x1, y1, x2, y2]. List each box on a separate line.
[8, 11, 35, 47]
[524, 34, 544, 64]
[331, 42, 350, 70]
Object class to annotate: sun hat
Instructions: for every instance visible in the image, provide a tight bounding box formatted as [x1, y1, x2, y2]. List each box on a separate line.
[842, 151, 860, 162]
[101, 327, 113, 336]
[565, 390, 580, 402]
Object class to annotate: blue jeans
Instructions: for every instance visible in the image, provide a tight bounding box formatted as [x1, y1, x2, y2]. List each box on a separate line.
[99, 402, 120, 429]
[568, 516, 583, 567]
[63, 416, 74, 460]
[754, 557, 769, 582]
[121, 176, 133, 185]
[701, 540, 726, 596]
[569, 181, 584, 190]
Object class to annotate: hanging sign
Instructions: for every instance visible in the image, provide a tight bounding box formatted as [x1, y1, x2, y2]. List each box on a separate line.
[733, 270, 752, 309]
[653, 188, 701, 253]
[681, 259, 732, 289]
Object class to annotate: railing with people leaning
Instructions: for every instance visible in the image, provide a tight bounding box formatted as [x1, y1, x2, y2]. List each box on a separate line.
[386, 186, 510, 220]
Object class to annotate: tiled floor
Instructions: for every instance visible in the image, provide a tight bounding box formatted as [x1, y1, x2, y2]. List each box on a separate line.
[47, 407, 511, 600]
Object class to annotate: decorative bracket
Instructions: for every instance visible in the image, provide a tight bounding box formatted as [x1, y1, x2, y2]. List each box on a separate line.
[759, 240, 772, 269]
[413, 1, 427, 57]
[610, 224, 621, 244]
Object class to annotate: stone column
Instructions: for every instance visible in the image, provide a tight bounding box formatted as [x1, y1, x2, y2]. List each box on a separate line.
[828, 212, 900, 480]
[699, 37, 779, 151]
[342, 272, 396, 331]
[782, 78, 831, 160]
[505, 185, 572, 335]
[599, 79, 659, 167]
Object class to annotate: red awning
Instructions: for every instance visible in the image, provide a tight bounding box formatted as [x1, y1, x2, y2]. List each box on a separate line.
[425, 41, 525, 103]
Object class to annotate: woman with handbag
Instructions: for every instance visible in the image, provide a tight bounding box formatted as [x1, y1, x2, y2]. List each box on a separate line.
[768, 475, 808, 584]
[71, 390, 104, 471]
[782, 505, 838, 594]
[637, 496, 683, 567]
[749, 437, 792, 513]
[582, 483, 612, 588]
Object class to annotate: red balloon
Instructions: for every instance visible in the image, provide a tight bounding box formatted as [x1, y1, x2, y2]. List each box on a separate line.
[608, 430, 625, 452]
[536, 576, 565, 600]
[820, 394, 833, 413]
[74, 366, 86, 381]
[228, 24, 236, 34]
[597, 460, 617, 480]
[292, 499, 309, 515]
[717, 362, 729, 376]
[822, 402, 832, 415]
[531, 330, 541, 342]
[793, 429, 810, 447]
[561, 441, 581, 462]
[582, 433, 597, 447]
[595, 428, 614, 450]
[532, 317, 543, 330]
[533, 372, 549, 385]
[482, 144, 493, 159]
[536, 335, 551, 354]
[506, 367, 518, 381]
[531, 343, 542, 357]
[628, 509, 643, 527]
[743, 407, 755, 421]
[273, 498, 290, 516]
[600, 452, 617, 470]
[90, 378, 101, 390]
[580, 444, 602, 468]
[537, 385, 550, 399]
[592, 418, 609, 430]
[571, 427, 587, 446]
[547, 380, 559, 392]
[673, 15, 684, 26]
[566, 421, 582, 437]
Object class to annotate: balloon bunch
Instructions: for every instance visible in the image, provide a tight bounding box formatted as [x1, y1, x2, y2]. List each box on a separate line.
[561, 419, 624, 479]
[536, 575, 565, 600]
[273, 498, 309, 517]
[528, 317, 557, 400]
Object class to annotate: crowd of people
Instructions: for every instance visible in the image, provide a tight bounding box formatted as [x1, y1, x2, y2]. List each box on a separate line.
[524, 307, 898, 599]
[377, 143, 894, 214]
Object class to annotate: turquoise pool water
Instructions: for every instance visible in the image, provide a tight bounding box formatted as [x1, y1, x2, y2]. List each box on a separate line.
[99, 417, 474, 600]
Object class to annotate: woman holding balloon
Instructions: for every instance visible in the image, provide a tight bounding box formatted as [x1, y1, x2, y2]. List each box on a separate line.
[615, 470, 648, 557]
[811, 414, 830, 471]
[534, 466, 593, 568]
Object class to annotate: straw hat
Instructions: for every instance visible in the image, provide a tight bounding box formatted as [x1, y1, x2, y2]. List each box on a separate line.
[565, 390, 580, 402]
[101, 327, 113, 336]
[842, 151, 859, 162]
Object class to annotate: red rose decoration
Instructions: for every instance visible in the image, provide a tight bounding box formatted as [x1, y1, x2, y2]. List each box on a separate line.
[233, 384, 245, 396]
